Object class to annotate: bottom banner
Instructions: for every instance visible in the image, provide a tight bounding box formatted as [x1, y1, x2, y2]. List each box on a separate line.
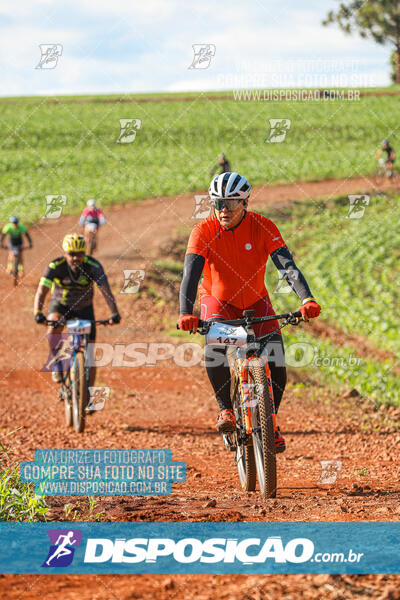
[1, 522, 399, 574]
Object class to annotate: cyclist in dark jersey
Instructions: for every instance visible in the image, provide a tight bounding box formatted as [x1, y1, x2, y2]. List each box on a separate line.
[375, 140, 396, 176]
[210, 154, 231, 177]
[1, 216, 32, 275]
[34, 233, 121, 383]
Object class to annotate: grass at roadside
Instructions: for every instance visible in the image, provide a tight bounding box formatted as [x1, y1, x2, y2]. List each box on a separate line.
[258, 191, 400, 405]
[281, 326, 398, 406]
[262, 192, 400, 358]
[0, 442, 49, 522]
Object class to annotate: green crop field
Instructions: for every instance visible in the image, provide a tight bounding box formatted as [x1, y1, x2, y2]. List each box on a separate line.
[262, 192, 400, 404]
[0, 90, 399, 224]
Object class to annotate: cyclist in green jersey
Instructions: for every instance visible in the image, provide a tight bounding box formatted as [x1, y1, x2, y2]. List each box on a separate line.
[0, 216, 33, 275]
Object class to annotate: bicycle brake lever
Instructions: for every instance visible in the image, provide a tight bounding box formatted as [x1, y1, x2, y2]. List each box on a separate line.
[287, 314, 302, 326]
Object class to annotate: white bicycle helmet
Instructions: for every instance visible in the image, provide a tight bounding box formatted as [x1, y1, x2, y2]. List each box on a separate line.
[87, 199, 96, 207]
[209, 172, 251, 202]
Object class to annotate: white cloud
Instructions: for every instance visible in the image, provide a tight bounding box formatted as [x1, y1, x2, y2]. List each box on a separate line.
[0, 0, 392, 96]
[75, 0, 177, 22]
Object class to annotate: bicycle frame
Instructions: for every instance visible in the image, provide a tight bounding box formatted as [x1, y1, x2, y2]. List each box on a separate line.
[43, 317, 111, 432]
[44, 317, 109, 381]
[69, 332, 90, 380]
[199, 309, 301, 442]
[84, 223, 99, 254]
[66, 320, 94, 383]
[195, 309, 302, 496]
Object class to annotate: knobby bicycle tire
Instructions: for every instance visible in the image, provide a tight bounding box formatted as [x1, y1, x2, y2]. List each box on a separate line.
[232, 381, 257, 492]
[64, 394, 73, 427]
[71, 351, 88, 433]
[13, 253, 20, 287]
[63, 375, 73, 427]
[87, 232, 96, 255]
[248, 358, 277, 498]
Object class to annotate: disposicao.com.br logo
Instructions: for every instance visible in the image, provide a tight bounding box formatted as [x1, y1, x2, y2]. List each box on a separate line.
[40, 531, 364, 570]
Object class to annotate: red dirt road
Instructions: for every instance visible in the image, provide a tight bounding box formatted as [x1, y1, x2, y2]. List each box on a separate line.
[1, 176, 399, 598]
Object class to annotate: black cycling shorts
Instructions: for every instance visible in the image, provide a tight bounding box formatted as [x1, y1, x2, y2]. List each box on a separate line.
[7, 240, 22, 254]
[48, 301, 96, 341]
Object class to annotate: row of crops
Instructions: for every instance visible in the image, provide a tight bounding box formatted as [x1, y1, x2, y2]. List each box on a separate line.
[0, 93, 399, 224]
[262, 192, 399, 404]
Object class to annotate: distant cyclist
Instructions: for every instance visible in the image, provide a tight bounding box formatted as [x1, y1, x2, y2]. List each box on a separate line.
[79, 199, 106, 254]
[33, 233, 121, 384]
[177, 172, 321, 453]
[375, 140, 396, 177]
[0, 216, 32, 275]
[210, 153, 231, 177]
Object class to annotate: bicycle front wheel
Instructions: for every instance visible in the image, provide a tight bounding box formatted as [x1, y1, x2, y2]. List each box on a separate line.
[232, 383, 256, 492]
[62, 375, 73, 427]
[71, 352, 88, 433]
[248, 358, 277, 498]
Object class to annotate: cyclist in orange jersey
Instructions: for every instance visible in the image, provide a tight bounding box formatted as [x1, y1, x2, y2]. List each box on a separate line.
[177, 172, 321, 453]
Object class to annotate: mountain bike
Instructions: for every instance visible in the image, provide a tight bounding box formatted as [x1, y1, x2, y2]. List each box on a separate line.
[45, 318, 110, 433]
[3, 245, 30, 287]
[196, 309, 302, 498]
[376, 157, 397, 179]
[84, 223, 98, 255]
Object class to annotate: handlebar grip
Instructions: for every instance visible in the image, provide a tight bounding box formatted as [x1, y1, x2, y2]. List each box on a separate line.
[176, 318, 205, 331]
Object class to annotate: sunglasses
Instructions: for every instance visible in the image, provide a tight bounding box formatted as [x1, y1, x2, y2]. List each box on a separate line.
[67, 252, 85, 257]
[212, 198, 243, 211]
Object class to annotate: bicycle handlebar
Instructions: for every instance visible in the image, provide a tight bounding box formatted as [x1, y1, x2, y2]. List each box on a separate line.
[176, 310, 303, 335]
[197, 311, 302, 330]
[195, 311, 303, 337]
[44, 318, 112, 327]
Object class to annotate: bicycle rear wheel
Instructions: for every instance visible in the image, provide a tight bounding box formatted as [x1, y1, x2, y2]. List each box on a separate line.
[248, 358, 277, 498]
[71, 351, 88, 433]
[232, 383, 256, 492]
[87, 231, 96, 255]
[12, 253, 19, 287]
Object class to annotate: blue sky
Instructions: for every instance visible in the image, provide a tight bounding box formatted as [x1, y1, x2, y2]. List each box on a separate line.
[0, 0, 392, 97]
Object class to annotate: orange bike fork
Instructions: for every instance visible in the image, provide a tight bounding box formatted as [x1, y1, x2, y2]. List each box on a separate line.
[264, 360, 277, 430]
[239, 358, 255, 435]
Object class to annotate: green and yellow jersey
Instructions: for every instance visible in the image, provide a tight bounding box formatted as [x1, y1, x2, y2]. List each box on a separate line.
[40, 255, 111, 310]
[2, 223, 27, 245]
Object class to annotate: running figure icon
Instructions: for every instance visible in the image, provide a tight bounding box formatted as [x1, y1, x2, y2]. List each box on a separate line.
[42, 529, 82, 568]
[45, 531, 77, 566]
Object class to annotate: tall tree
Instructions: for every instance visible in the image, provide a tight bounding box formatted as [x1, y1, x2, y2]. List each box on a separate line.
[322, 1, 400, 84]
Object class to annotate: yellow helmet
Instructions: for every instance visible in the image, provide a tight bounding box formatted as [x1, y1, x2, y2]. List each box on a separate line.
[62, 233, 86, 253]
